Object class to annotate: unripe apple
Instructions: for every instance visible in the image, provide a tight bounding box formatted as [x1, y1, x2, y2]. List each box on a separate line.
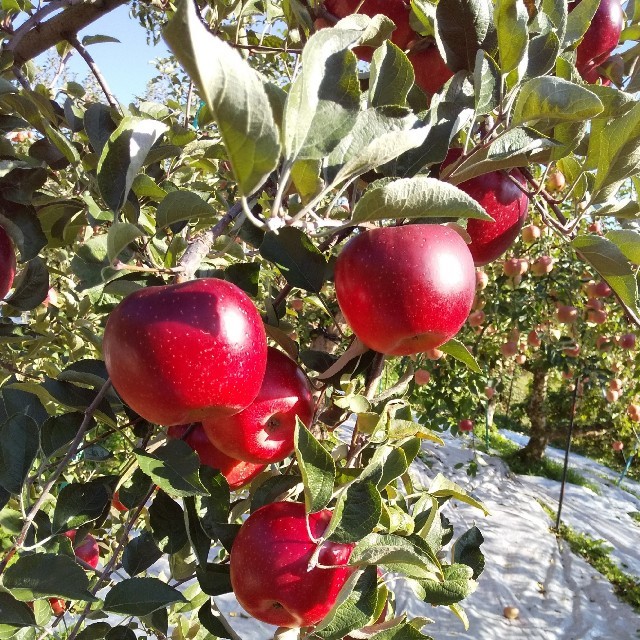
[476, 270, 489, 290]
[425, 347, 444, 360]
[545, 171, 566, 192]
[556, 305, 578, 324]
[334, 225, 475, 355]
[530, 255, 554, 276]
[203, 347, 314, 464]
[527, 330, 542, 348]
[414, 369, 431, 385]
[594, 281, 612, 297]
[522, 224, 541, 243]
[500, 341, 518, 357]
[168, 424, 265, 490]
[606, 388, 619, 402]
[587, 309, 607, 324]
[230, 501, 354, 627]
[618, 333, 636, 350]
[609, 378, 623, 392]
[514, 354, 526, 365]
[64, 530, 99, 569]
[408, 45, 454, 96]
[0, 225, 16, 299]
[485, 386, 495, 399]
[503, 606, 520, 620]
[458, 419, 474, 432]
[443, 152, 529, 266]
[468, 310, 486, 327]
[103, 278, 268, 426]
[612, 440, 624, 451]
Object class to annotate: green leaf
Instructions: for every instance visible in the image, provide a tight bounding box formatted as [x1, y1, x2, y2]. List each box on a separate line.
[525, 31, 561, 79]
[328, 482, 382, 543]
[107, 222, 144, 263]
[149, 490, 189, 554]
[372, 622, 435, 640]
[0, 204, 47, 262]
[198, 600, 232, 639]
[429, 474, 489, 515]
[163, 0, 280, 195]
[135, 440, 208, 498]
[259, 227, 327, 293]
[122, 532, 163, 577]
[605, 230, 640, 264]
[439, 339, 481, 373]
[131, 174, 167, 200]
[195, 564, 232, 596]
[294, 418, 336, 513]
[40, 413, 84, 457]
[118, 468, 154, 510]
[563, 0, 600, 48]
[84, 103, 117, 155]
[52, 479, 111, 533]
[250, 474, 302, 513]
[5, 257, 49, 311]
[184, 496, 211, 567]
[512, 77, 603, 126]
[369, 42, 414, 108]
[4, 554, 98, 602]
[76, 623, 112, 640]
[495, 0, 528, 74]
[43, 123, 80, 165]
[0, 414, 38, 494]
[82, 34, 121, 45]
[290, 159, 323, 205]
[155, 190, 216, 230]
[417, 563, 477, 605]
[0, 592, 36, 627]
[572, 235, 640, 315]
[97, 116, 168, 214]
[104, 578, 186, 616]
[453, 526, 485, 580]
[473, 50, 501, 116]
[352, 177, 491, 223]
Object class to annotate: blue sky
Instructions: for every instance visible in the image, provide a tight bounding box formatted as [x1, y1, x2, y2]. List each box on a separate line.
[39, 4, 170, 103]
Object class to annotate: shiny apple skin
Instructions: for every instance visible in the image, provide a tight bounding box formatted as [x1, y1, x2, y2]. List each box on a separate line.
[0, 225, 16, 299]
[335, 225, 475, 356]
[323, 0, 413, 61]
[408, 46, 454, 96]
[103, 278, 268, 426]
[569, 0, 623, 81]
[168, 424, 265, 490]
[64, 530, 99, 569]
[230, 501, 354, 628]
[203, 347, 314, 464]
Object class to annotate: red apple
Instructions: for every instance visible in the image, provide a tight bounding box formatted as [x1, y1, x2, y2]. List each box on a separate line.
[0, 225, 16, 299]
[503, 258, 528, 277]
[563, 343, 581, 358]
[408, 45, 454, 96]
[596, 335, 613, 352]
[587, 309, 607, 324]
[627, 404, 640, 422]
[500, 341, 518, 357]
[522, 224, 541, 243]
[290, 298, 304, 312]
[425, 347, 444, 360]
[458, 419, 474, 432]
[444, 151, 529, 266]
[545, 171, 566, 192]
[612, 440, 624, 451]
[569, 0, 623, 82]
[203, 347, 314, 464]
[588, 221, 603, 235]
[606, 388, 619, 402]
[514, 354, 526, 365]
[527, 330, 542, 348]
[49, 598, 66, 616]
[334, 225, 475, 355]
[168, 424, 266, 490]
[609, 378, 623, 392]
[556, 305, 578, 324]
[594, 281, 612, 297]
[230, 501, 354, 628]
[586, 297, 604, 311]
[531, 255, 554, 276]
[64, 530, 99, 569]
[618, 333, 636, 350]
[414, 369, 431, 385]
[103, 278, 268, 426]
[485, 386, 495, 399]
[476, 270, 489, 290]
[323, 0, 414, 60]
[468, 310, 486, 327]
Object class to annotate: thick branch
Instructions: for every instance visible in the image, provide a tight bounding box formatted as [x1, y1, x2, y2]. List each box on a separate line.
[7, 0, 127, 66]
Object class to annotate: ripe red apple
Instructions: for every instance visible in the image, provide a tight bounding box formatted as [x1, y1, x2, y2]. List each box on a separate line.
[606, 388, 619, 402]
[500, 341, 518, 357]
[527, 330, 542, 348]
[64, 531, 99, 569]
[468, 310, 486, 327]
[203, 347, 314, 464]
[485, 386, 495, 399]
[618, 333, 636, 350]
[414, 369, 431, 385]
[609, 378, 623, 392]
[562, 369, 574, 380]
[334, 225, 475, 355]
[230, 501, 354, 628]
[49, 599, 66, 616]
[444, 152, 529, 266]
[596, 335, 613, 352]
[103, 278, 268, 426]
[503, 258, 528, 277]
[586, 297, 604, 311]
[0, 225, 16, 299]
[588, 221, 603, 235]
[594, 281, 612, 297]
[408, 45, 454, 96]
[322, 0, 414, 60]
[612, 440, 624, 452]
[545, 171, 566, 192]
[531, 255, 554, 276]
[569, 0, 623, 82]
[458, 419, 474, 432]
[587, 309, 607, 324]
[168, 424, 265, 490]
[556, 305, 578, 324]
[627, 404, 640, 422]
[522, 224, 541, 243]
[476, 270, 489, 290]
[563, 343, 581, 358]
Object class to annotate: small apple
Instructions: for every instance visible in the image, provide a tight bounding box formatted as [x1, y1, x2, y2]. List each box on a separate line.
[103, 278, 268, 426]
[500, 341, 518, 357]
[530, 256, 554, 276]
[612, 440, 624, 452]
[230, 501, 354, 627]
[556, 305, 578, 324]
[458, 419, 474, 432]
[562, 369, 574, 380]
[49, 599, 66, 616]
[588, 221, 603, 235]
[618, 333, 636, 350]
[203, 347, 314, 464]
[587, 309, 607, 324]
[168, 424, 266, 490]
[485, 386, 495, 399]
[503, 606, 520, 620]
[594, 281, 612, 297]
[0, 225, 16, 299]
[527, 330, 542, 348]
[64, 530, 99, 569]
[596, 335, 613, 352]
[408, 44, 454, 96]
[586, 297, 604, 311]
[425, 347, 444, 360]
[606, 388, 619, 403]
[609, 378, 623, 392]
[545, 171, 566, 192]
[476, 270, 489, 290]
[522, 224, 541, 243]
[290, 298, 304, 312]
[414, 369, 431, 385]
[627, 404, 640, 422]
[334, 225, 475, 355]
[514, 354, 526, 365]
[468, 310, 486, 327]
[563, 343, 581, 358]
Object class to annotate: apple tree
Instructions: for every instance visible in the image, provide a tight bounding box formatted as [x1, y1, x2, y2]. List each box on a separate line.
[0, 0, 639, 639]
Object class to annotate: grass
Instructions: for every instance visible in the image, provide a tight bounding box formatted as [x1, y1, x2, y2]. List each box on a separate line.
[482, 431, 601, 494]
[538, 501, 640, 613]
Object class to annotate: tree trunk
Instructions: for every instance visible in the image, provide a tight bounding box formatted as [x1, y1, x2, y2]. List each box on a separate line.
[517, 368, 548, 462]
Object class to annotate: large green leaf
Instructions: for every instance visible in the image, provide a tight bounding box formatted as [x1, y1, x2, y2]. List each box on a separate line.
[104, 578, 186, 616]
[369, 42, 414, 108]
[495, 0, 528, 74]
[51, 479, 111, 533]
[0, 414, 38, 494]
[163, 0, 280, 195]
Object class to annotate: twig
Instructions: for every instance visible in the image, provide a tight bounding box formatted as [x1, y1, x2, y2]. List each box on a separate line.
[12, 66, 31, 90]
[0, 360, 42, 380]
[0, 378, 112, 577]
[519, 167, 568, 226]
[66, 34, 120, 111]
[184, 80, 194, 128]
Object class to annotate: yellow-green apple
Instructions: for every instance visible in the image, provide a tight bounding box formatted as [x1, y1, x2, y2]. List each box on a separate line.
[334, 225, 475, 355]
[230, 501, 354, 627]
[168, 424, 265, 490]
[103, 278, 267, 426]
[203, 347, 314, 464]
[414, 369, 431, 385]
[0, 225, 16, 299]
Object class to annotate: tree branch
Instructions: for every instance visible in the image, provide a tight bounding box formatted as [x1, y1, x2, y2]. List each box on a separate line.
[6, 0, 127, 66]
